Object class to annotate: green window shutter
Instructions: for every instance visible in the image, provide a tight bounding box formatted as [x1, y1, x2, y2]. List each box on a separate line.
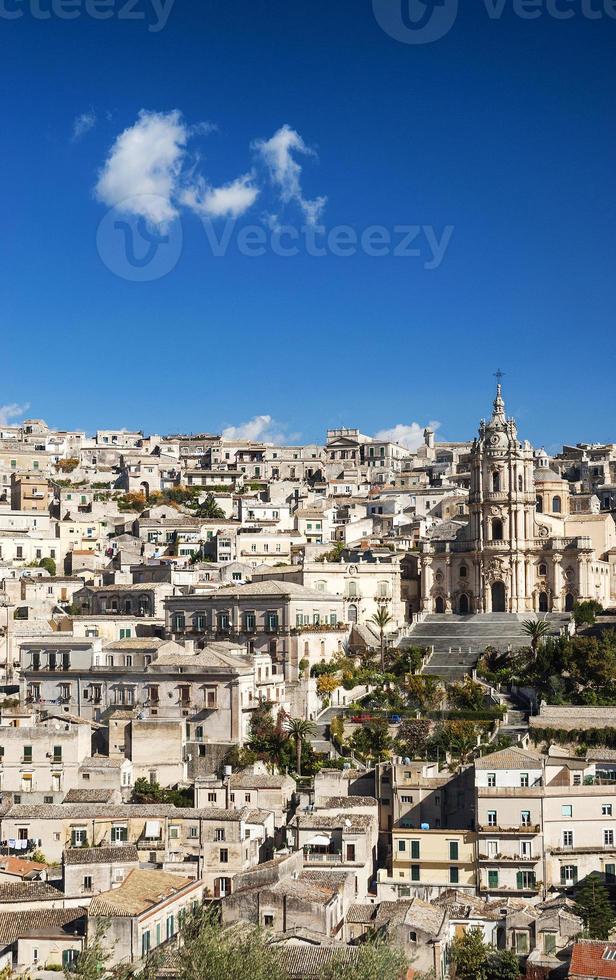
[606, 864, 615, 881]
[449, 841, 459, 861]
[488, 870, 499, 888]
[411, 840, 420, 859]
[516, 871, 524, 890]
[411, 865, 420, 881]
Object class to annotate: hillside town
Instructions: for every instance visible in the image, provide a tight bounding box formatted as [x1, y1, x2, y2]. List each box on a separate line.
[1, 383, 616, 979]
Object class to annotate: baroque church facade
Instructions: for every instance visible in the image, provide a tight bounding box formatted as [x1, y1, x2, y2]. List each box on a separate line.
[419, 385, 612, 615]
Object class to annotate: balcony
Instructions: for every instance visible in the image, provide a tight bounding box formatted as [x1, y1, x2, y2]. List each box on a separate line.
[478, 824, 540, 834]
[478, 853, 538, 863]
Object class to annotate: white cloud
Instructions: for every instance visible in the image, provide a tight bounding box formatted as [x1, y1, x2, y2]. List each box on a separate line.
[0, 402, 30, 426]
[72, 110, 96, 142]
[181, 173, 258, 219]
[373, 420, 441, 451]
[95, 109, 188, 225]
[221, 415, 287, 445]
[253, 124, 326, 225]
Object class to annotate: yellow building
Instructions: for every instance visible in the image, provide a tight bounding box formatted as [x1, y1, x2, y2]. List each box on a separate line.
[378, 827, 477, 901]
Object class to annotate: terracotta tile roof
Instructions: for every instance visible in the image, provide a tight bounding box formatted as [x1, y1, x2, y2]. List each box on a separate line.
[89, 869, 197, 917]
[64, 789, 115, 803]
[0, 881, 62, 903]
[474, 746, 544, 770]
[570, 939, 616, 978]
[63, 845, 139, 866]
[0, 907, 86, 944]
[0, 856, 48, 878]
[274, 945, 359, 978]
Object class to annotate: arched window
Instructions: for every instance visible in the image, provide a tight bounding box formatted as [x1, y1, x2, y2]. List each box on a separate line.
[459, 565, 467, 578]
[492, 518, 504, 542]
[552, 496, 562, 514]
[347, 581, 357, 597]
[348, 604, 358, 624]
[316, 580, 327, 593]
[518, 474, 523, 492]
[492, 471, 501, 492]
[377, 581, 389, 598]
[536, 497, 543, 513]
[539, 563, 547, 577]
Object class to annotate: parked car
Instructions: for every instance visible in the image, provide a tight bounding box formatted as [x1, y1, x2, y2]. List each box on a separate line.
[388, 714, 402, 725]
[351, 713, 374, 723]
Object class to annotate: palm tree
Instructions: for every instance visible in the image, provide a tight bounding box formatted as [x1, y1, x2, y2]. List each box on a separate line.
[285, 717, 317, 776]
[521, 618, 551, 657]
[370, 607, 393, 672]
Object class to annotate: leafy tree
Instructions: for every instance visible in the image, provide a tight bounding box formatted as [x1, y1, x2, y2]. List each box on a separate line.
[575, 872, 616, 939]
[448, 676, 487, 711]
[574, 600, 604, 627]
[406, 675, 445, 712]
[397, 718, 432, 759]
[284, 717, 317, 776]
[131, 778, 193, 808]
[65, 920, 110, 979]
[329, 713, 345, 745]
[39, 556, 57, 576]
[521, 619, 552, 656]
[194, 493, 226, 519]
[485, 950, 521, 980]
[432, 720, 479, 768]
[177, 907, 286, 980]
[370, 607, 393, 672]
[450, 927, 489, 980]
[350, 717, 392, 760]
[316, 674, 339, 698]
[320, 937, 407, 980]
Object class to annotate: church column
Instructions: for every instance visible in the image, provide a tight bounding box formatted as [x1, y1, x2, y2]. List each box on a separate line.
[552, 556, 563, 612]
[421, 558, 433, 612]
[445, 556, 453, 612]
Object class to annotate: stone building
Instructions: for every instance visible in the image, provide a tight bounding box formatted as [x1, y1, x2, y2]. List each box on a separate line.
[419, 384, 613, 614]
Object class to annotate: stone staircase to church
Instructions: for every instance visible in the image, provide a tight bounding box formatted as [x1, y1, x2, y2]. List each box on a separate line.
[397, 612, 569, 682]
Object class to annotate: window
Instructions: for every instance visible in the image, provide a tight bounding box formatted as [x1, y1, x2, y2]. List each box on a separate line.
[487, 811, 497, 827]
[516, 871, 536, 890]
[487, 772, 496, 787]
[521, 811, 531, 827]
[604, 804, 613, 816]
[220, 848, 229, 863]
[409, 931, 417, 943]
[543, 933, 557, 955]
[515, 932, 530, 955]
[23, 746, 32, 763]
[398, 840, 406, 852]
[264, 915, 274, 928]
[401, 795, 413, 804]
[520, 772, 529, 787]
[410, 840, 420, 859]
[449, 841, 459, 861]
[560, 865, 578, 885]
[459, 565, 467, 578]
[83, 875, 93, 892]
[449, 867, 459, 884]
[520, 840, 532, 858]
[607, 864, 616, 881]
[605, 829, 615, 847]
[71, 827, 87, 846]
[562, 804, 572, 817]
[53, 746, 62, 763]
[488, 870, 499, 888]
[215, 828, 226, 842]
[111, 824, 128, 843]
[410, 865, 420, 881]
[169, 826, 179, 839]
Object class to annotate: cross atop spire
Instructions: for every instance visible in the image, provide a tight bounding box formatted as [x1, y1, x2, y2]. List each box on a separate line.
[494, 368, 505, 385]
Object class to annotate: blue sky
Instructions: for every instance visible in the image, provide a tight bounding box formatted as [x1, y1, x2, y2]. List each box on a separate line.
[1, 0, 615, 449]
